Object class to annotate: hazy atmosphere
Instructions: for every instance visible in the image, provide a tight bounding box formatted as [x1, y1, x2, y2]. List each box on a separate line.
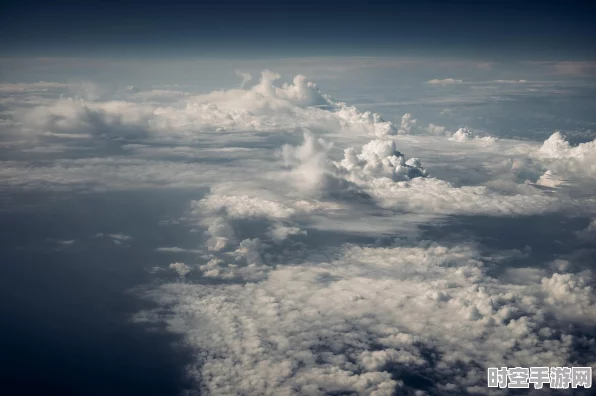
[1, 1, 595, 395]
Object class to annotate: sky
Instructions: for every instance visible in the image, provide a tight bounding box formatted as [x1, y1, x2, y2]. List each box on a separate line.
[1, 1, 596, 396]
[1, 0, 595, 58]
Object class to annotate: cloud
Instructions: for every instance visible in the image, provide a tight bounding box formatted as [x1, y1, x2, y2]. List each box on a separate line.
[267, 223, 306, 243]
[535, 170, 565, 188]
[156, 247, 203, 254]
[235, 70, 253, 89]
[450, 127, 474, 142]
[137, 242, 596, 395]
[4, 68, 596, 396]
[195, 194, 297, 220]
[12, 70, 399, 142]
[169, 262, 192, 278]
[188, 190, 321, 275]
[492, 80, 528, 84]
[335, 139, 428, 182]
[278, 134, 561, 217]
[95, 232, 133, 245]
[449, 127, 495, 143]
[576, 219, 596, 241]
[535, 132, 596, 178]
[128, 89, 190, 102]
[0, 81, 66, 93]
[191, 193, 306, 254]
[0, 157, 224, 190]
[21, 98, 155, 140]
[66, 80, 105, 101]
[551, 61, 596, 77]
[426, 123, 446, 136]
[426, 78, 463, 85]
[1, 72, 578, 222]
[398, 113, 416, 135]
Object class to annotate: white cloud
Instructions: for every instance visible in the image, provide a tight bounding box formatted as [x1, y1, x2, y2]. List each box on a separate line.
[278, 134, 561, 216]
[535, 132, 596, 178]
[398, 113, 416, 135]
[449, 127, 495, 143]
[267, 223, 306, 243]
[426, 123, 446, 135]
[335, 139, 428, 182]
[450, 127, 474, 142]
[493, 80, 528, 83]
[426, 78, 463, 85]
[194, 194, 297, 220]
[535, 170, 565, 188]
[366, 177, 560, 216]
[107, 233, 132, 241]
[12, 70, 402, 141]
[333, 105, 398, 137]
[138, 243, 596, 395]
[169, 262, 192, 278]
[93, 233, 133, 245]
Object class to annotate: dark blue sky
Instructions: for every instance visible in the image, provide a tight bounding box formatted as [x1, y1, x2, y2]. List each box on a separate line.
[1, 0, 595, 59]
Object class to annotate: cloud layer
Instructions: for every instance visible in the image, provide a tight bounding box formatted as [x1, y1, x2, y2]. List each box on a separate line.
[2, 70, 596, 395]
[138, 241, 596, 395]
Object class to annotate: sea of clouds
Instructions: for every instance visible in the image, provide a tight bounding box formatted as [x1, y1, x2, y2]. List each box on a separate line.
[1, 70, 595, 395]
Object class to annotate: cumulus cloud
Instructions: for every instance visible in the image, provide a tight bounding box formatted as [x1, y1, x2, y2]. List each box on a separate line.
[335, 139, 428, 182]
[195, 194, 297, 220]
[450, 127, 474, 142]
[187, 188, 331, 280]
[398, 113, 416, 135]
[333, 105, 398, 137]
[278, 133, 560, 216]
[426, 123, 446, 135]
[12, 70, 403, 142]
[138, 242, 596, 395]
[535, 170, 565, 188]
[446, 128, 496, 144]
[534, 132, 596, 178]
[169, 262, 192, 278]
[191, 193, 305, 255]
